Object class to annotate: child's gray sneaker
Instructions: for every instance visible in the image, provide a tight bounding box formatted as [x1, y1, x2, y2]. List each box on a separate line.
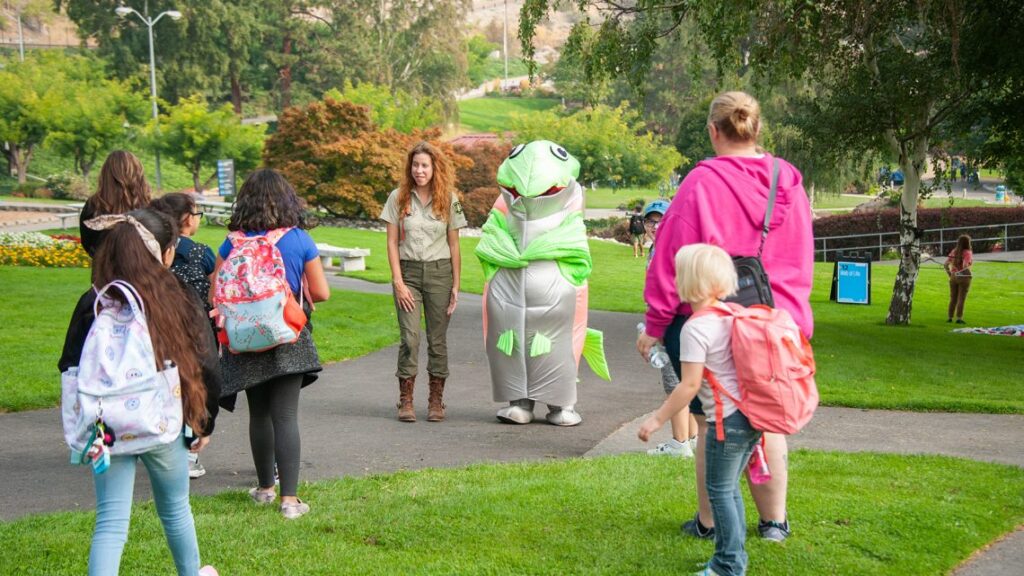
[280, 499, 310, 520]
[758, 519, 790, 542]
[248, 487, 276, 505]
[680, 513, 715, 539]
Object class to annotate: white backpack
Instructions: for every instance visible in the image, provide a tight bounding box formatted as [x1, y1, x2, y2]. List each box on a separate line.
[61, 280, 183, 460]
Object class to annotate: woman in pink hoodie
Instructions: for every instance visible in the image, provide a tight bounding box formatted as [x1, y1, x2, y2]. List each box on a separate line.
[637, 91, 814, 549]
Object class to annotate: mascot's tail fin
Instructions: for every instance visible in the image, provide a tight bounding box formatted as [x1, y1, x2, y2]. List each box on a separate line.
[582, 328, 611, 381]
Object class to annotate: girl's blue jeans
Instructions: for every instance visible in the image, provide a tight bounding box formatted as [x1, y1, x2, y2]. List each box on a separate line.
[89, 437, 202, 576]
[705, 411, 762, 576]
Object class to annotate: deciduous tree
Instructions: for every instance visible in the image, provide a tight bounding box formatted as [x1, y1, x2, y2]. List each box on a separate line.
[325, 80, 442, 134]
[147, 96, 264, 192]
[511, 104, 683, 187]
[264, 96, 468, 218]
[520, 0, 1021, 325]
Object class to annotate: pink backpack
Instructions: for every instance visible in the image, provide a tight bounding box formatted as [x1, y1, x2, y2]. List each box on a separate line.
[213, 228, 307, 354]
[692, 302, 818, 441]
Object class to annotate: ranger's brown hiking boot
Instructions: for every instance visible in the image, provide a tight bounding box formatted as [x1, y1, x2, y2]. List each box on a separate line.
[397, 377, 416, 422]
[427, 375, 446, 422]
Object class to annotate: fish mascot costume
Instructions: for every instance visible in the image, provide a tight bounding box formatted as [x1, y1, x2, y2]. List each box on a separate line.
[475, 141, 610, 426]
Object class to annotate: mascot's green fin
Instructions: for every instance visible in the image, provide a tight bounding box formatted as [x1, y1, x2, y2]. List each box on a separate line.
[529, 332, 552, 357]
[582, 328, 611, 381]
[496, 329, 515, 356]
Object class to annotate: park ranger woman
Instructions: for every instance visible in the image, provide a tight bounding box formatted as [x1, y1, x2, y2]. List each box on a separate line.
[381, 141, 467, 423]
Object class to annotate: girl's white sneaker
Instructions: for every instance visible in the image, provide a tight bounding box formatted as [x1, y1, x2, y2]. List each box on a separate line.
[647, 438, 694, 457]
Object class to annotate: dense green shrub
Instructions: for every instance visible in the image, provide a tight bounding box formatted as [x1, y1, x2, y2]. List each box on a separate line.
[44, 173, 90, 200]
[585, 217, 630, 244]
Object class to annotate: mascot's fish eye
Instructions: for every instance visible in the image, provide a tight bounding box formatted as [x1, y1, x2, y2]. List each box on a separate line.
[474, 140, 610, 426]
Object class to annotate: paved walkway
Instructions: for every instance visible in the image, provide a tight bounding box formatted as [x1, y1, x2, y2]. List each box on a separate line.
[1, 275, 1020, 574]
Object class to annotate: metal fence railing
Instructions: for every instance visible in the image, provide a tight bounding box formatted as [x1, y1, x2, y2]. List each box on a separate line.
[815, 221, 1024, 262]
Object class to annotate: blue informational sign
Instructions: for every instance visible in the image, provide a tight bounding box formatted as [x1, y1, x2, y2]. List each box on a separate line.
[837, 261, 870, 304]
[216, 159, 235, 197]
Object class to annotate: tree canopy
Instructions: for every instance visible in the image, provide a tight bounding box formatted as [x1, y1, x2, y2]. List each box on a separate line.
[520, 0, 1024, 325]
[511, 104, 683, 187]
[146, 96, 265, 192]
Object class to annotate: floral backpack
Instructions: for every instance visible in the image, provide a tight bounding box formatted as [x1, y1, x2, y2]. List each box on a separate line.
[691, 302, 818, 441]
[213, 228, 306, 354]
[62, 280, 183, 462]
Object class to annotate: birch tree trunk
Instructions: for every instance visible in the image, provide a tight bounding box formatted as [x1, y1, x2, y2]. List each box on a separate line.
[886, 131, 929, 325]
[12, 144, 32, 184]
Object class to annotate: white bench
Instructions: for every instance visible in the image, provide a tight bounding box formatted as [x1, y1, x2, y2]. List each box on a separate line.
[316, 243, 370, 272]
[58, 203, 86, 229]
[195, 199, 233, 223]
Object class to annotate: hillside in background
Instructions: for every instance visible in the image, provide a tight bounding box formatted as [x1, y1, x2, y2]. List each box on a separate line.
[0, 6, 90, 49]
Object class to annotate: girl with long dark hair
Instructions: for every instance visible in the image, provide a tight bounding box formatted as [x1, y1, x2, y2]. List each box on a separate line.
[61, 208, 220, 576]
[151, 192, 219, 478]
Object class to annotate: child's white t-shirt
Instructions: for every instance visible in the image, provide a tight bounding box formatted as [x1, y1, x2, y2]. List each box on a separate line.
[679, 313, 740, 422]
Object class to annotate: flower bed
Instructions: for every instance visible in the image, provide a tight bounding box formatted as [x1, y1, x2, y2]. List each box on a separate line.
[0, 232, 90, 268]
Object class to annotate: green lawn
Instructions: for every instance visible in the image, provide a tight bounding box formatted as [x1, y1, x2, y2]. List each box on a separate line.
[458, 96, 561, 133]
[6, 224, 1023, 413]
[584, 186, 666, 210]
[1, 452, 1021, 575]
[812, 194, 992, 211]
[0, 266, 397, 412]
[811, 195, 872, 210]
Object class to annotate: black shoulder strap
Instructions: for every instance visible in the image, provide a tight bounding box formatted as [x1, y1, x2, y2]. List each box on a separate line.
[757, 158, 781, 258]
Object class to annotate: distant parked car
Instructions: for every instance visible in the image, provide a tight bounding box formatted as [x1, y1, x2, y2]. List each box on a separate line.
[890, 170, 905, 186]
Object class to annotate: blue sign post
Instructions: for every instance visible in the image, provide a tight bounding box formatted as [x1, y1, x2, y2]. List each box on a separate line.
[216, 159, 236, 197]
[830, 253, 872, 305]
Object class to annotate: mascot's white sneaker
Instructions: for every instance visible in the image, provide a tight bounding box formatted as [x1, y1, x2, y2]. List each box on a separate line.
[497, 399, 535, 424]
[545, 405, 582, 427]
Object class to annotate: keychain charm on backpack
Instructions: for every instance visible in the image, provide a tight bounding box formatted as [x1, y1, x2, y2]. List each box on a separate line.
[85, 419, 111, 475]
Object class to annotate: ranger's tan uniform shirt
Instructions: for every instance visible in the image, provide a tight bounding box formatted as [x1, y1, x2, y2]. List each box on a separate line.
[380, 189, 467, 261]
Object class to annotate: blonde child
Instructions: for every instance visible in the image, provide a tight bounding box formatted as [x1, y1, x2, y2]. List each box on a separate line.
[638, 243, 760, 576]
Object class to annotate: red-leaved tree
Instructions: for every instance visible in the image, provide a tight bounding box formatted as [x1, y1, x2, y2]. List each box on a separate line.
[454, 140, 512, 227]
[265, 97, 468, 218]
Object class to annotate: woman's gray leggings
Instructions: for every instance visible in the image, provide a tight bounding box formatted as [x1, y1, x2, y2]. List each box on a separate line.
[246, 374, 304, 497]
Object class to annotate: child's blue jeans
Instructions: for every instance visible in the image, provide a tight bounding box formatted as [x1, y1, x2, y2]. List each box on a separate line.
[705, 411, 762, 576]
[90, 437, 202, 576]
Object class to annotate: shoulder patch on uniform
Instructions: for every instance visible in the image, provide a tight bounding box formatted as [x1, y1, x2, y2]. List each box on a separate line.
[453, 200, 463, 215]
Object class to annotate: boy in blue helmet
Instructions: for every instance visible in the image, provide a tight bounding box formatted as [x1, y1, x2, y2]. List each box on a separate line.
[642, 199, 698, 457]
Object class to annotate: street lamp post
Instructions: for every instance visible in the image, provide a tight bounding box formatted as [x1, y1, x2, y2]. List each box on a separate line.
[114, 4, 182, 192]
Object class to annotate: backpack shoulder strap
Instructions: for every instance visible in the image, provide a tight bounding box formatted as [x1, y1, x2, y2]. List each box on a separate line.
[227, 230, 248, 248]
[757, 158, 781, 258]
[93, 280, 146, 319]
[264, 227, 294, 246]
[689, 302, 734, 321]
[703, 368, 742, 441]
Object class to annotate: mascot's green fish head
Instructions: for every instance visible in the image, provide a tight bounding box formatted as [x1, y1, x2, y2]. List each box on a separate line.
[496, 140, 581, 199]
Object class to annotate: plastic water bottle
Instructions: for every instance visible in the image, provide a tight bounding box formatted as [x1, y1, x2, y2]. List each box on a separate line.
[637, 323, 670, 369]
[748, 444, 772, 484]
